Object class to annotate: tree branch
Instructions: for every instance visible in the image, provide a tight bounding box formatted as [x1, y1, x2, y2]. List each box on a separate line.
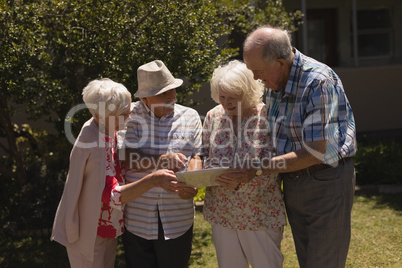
[0, 140, 12, 156]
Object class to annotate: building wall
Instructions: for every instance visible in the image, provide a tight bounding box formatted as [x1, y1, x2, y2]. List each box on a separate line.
[334, 64, 402, 132]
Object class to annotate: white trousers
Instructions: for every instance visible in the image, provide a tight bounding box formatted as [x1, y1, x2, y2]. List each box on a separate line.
[67, 235, 117, 268]
[211, 223, 284, 268]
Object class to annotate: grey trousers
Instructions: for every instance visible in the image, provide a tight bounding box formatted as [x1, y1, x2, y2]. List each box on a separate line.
[283, 159, 355, 268]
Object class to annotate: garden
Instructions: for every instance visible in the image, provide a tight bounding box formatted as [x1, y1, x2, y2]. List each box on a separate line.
[1, 1, 401, 267]
[1, 193, 401, 267]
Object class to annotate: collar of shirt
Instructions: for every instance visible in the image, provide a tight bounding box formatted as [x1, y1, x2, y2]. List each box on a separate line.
[281, 48, 302, 98]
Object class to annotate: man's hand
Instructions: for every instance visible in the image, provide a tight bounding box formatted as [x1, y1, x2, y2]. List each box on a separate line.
[176, 186, 198, 199]
[124, 149, 188, 171]
[186, 155, 202, 171]
[158, 153, 187, 172]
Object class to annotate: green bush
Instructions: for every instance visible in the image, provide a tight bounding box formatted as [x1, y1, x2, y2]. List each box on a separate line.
[0, 125, 70, 233]
[194, 187, 206, 202]
[353, 141, 402, 185]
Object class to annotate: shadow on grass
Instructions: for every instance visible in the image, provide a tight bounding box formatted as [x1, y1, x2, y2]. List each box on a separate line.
[356, 193, 402, 212]
[188, 229, 214, 266]
[2, 194, 400, 267]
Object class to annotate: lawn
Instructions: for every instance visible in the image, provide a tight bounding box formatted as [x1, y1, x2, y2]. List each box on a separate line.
[0, 194, 401, 267]
[190, 194, 402, 268]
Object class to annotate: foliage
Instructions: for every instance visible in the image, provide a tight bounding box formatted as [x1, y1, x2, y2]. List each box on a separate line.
[0, 125, 68, 231]
[353, 141, 402, 185]
[215, 0, 303, 59]
[194, 187, 206, 202]
[0, 0, 47, 190]
[1, 0, 234, 232]
[38, 0, 236, 122]
[0, 0, 301, 232]
[0, 0, 47, 113]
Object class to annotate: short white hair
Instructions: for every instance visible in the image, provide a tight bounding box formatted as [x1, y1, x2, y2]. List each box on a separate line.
[210, 60, 264, 108]
[82, 78, 131, 118]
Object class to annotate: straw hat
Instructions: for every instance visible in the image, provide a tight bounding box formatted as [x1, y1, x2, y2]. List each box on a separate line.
[134, 60, 183, 98]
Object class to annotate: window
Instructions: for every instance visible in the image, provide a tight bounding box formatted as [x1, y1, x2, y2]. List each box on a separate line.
[354, 9, 393, 59]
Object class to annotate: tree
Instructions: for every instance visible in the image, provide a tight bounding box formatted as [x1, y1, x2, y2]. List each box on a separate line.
[214, 0, 303, 59]
[0, 0, 46, 186]
[1, 0, 235, 231]
[0, 0, 301, 231]
[0, 0, 51, 231]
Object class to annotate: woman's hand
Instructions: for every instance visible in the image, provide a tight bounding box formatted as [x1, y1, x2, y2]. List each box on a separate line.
[216, 169, 256, 190]
[176, 186, 198, 199]
[153, 170, 197, 198]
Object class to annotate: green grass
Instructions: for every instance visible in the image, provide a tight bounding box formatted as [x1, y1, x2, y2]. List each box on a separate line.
[189, 211, 219, 267]
[347, 195, 402, 268]
[1, 194, 401, 267]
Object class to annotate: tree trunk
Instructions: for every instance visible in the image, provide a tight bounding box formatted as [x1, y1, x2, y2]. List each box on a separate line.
[0, 93, 28, 186]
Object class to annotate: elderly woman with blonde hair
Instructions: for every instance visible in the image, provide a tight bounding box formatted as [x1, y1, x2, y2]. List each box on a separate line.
[51, 78, 179, 268]
[202, 60, 287, 268]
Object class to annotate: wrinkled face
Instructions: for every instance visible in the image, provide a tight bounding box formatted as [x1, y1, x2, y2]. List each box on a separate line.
[114, 109, 131, 131]
[218, 88, 244, 116]
[142, 89, 177, 118]
[243, 48, 286, 92]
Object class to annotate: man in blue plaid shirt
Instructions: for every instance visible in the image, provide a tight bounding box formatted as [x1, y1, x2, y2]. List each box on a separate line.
[223, 26, 356, 268]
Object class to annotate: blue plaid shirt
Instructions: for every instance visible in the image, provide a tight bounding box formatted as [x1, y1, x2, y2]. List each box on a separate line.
[266, 49, 357, 165]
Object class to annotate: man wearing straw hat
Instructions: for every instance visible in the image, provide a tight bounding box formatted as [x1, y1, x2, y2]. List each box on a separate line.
[119, 60, 202, 268]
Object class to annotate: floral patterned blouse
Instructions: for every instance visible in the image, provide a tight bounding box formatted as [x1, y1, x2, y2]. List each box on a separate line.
[202, 103, 286, 230]
[97, 132, 125, 238]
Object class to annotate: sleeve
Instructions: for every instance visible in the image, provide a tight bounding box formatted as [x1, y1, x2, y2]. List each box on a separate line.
[303, 79, 335, 143]
[118, 110, 143, 161]
[191, 112, 203, 157]
[102, 141, 124, 210]
[259, 107, 276, 160]
[202, 111, 213, 168]
[120, 112, 143, 150]
[102, 175, 123, 210]
[64, 144, 91, 243]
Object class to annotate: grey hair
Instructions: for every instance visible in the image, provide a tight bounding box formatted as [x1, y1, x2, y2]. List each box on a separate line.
[244, 25, 293, 66]
[82, 78, 131, 118]
[210, 60, 264, 109]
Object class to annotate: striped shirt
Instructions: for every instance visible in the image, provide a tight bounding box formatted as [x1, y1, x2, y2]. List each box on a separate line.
[266, 49, 357, 165]
[119, 101, 202, 240]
